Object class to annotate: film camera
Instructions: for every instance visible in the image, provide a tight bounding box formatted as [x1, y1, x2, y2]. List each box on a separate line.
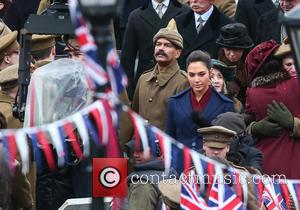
[13, 0, 123, 122]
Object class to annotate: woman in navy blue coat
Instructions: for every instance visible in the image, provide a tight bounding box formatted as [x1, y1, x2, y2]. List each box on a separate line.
[166, 50, 234, 151]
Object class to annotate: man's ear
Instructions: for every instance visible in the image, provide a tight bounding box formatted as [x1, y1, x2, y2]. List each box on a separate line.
[175, 49, 182, 59]
[0, 3, 4, 11]
[3, 55, 10, 64]
[51, 46, 56, 57]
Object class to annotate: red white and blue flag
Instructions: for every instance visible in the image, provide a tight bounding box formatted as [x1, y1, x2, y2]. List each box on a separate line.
[208, 181, 244, 210]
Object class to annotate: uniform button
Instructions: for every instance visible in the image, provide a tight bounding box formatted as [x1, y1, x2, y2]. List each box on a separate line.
[149, 98, 153, 102]
[155, 79, 159, 83]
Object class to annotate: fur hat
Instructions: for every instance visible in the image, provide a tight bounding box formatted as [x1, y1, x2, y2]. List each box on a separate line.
[153, 19, 183, 49]
[274, 38, 291, 58]
[216, 23, 253, 49]
[0, 31, 18, 60]
[211, 59, 236, 81]
[245, 40, 280, 81]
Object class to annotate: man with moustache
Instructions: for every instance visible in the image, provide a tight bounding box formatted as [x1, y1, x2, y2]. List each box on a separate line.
[120, 0, 189, 99]
[124, 22, 189, 210]
[131, 20, 189, 134]
[173, 0, 232, 69]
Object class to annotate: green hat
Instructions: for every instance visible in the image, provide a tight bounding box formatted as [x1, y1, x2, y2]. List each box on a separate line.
[211, 59, 236, 81]
[31, 34, 56, 52]
[197, 126, 236, 149]
[0, 64, 18, 91]
[153, 19, 183, 49]
[0, 31, 19, 60]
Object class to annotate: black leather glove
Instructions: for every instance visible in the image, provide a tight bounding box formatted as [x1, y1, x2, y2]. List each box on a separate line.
[191, 111, 211, 128]
[267, 100, 294, 131]
[251, 117, 283, 137]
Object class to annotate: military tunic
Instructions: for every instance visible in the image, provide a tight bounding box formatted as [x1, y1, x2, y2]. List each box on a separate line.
[132, 61, 189, 131]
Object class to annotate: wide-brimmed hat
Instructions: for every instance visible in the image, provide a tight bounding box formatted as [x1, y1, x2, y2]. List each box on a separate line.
[211, 59, 236, 81]
[216, 23, 253, 49]
[246, 39, 280, 81]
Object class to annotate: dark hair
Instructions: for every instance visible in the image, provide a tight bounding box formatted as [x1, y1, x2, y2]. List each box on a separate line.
[254, 56, 283, 77]
[186, 50, 212, 70]
[31, 47, 52, 61]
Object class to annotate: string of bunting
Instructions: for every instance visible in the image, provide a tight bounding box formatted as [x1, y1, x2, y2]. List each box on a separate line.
[0, 0, 299, 209]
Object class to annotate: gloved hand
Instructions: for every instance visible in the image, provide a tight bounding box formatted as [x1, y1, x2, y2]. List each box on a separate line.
[267, 100, 294, 131]
[251, 117, 283, 137]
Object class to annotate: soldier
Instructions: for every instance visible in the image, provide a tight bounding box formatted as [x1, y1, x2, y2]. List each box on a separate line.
[158, 126, 260, 209]
[120, 20, 189, 147]
[0, 31, 19, 71]
[0, 64, 22, 128]
[0, 64, 33, 210]
[30, 34, 56, 70]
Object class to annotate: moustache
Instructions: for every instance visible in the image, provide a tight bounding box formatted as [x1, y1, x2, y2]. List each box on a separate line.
[155, 50, 168, 57]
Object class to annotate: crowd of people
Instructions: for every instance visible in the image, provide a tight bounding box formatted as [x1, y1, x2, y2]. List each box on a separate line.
[1, 0, 300, 209]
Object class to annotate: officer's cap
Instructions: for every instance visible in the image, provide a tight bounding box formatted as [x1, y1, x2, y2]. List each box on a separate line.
[197, 126, 236, 149]
[0, 31, 18, 60]
[31, 34, 56, 52]
[0, 64, 18, 91]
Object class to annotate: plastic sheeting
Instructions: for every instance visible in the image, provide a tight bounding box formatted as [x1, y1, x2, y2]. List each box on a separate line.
[24, 58, 91, 127]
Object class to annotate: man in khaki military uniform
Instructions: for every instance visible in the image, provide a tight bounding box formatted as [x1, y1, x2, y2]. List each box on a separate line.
[0, 64, 33, 210]
[126, 20, 189, 210]
[0, 64, 22, 129]
[131, 19, 189, 132]
[158, 126, 261, 210]
[120, 20, 189, 148]
[30, 34, 56, 71]
[0, 31, 19, 71]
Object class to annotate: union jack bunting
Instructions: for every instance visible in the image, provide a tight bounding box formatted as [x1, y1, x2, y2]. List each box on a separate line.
[208, 180, 243, 210]
[180, 176, 210, 210]
[69, 0, 127, 94]
[263, 183, 287, 210]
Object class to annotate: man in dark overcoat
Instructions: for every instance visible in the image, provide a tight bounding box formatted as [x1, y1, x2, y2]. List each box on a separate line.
[121, 0, 189, 99]
[235, 0, 275, 41]
[174, 0, 232, 70]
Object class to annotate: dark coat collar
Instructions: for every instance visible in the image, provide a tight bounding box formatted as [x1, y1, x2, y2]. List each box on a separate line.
[141, 0, 183, 10]
[171, 86, 233, 119]
[178, 6, 224, 56]
[138, 0, 187, 29]
[254, 0, 276, 15]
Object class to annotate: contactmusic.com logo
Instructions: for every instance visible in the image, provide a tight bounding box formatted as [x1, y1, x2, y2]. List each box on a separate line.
[93, 158, 127, 197]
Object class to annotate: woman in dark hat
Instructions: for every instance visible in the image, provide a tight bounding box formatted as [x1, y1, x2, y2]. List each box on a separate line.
[210, 59, 243, 113]
[216, 23, 254, 105]
[245, 39, 300, 179]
